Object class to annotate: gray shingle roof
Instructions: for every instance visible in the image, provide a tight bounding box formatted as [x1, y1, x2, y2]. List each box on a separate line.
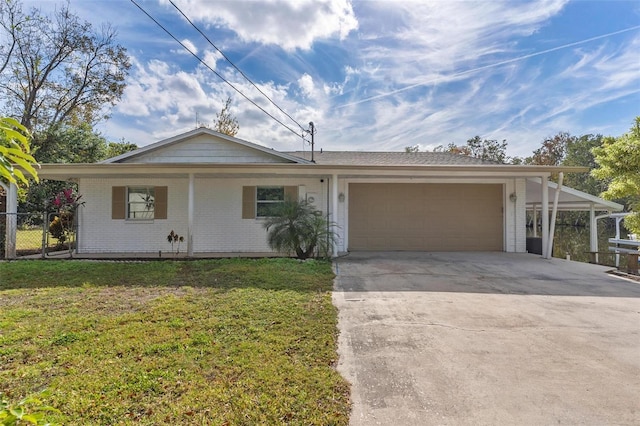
[285, 151, 497, 165]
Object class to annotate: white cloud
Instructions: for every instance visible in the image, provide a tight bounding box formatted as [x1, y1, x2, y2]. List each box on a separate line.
[174, 38, 198, 55]
[160, 0, 359, 51]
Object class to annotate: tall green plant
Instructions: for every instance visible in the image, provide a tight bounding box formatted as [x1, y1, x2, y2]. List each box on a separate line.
[263, 199, 337, 259]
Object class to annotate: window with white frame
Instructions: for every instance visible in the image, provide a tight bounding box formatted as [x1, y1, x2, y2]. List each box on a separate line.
[256, 186, 285, 217]
[128, 187, 155, 219]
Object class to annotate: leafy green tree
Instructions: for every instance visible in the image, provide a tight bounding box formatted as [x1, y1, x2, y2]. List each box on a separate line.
[0, 0, 130, 132]
[563, 134, 607, 196]
[20, 124, 136, 212]
[213, 97, 239, 137]
[263, 199, 337, 259]
[0, 117, 38, 185]
[592, 117, 640, 234]
[404, 145, 420, 153]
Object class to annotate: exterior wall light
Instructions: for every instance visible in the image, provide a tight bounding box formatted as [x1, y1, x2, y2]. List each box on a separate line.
[338, 193, 345, 202]
[509, 192, 518, 203]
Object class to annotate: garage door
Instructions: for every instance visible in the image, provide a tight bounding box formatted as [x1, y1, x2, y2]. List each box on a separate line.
[348, 183, 503, 251]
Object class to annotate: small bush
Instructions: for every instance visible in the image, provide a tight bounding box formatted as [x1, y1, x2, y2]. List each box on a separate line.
[48, 212, 73, 244]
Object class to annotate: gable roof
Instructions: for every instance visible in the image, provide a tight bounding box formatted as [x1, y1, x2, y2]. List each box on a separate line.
[102, 127, 312, 165]
[286, 151, 496, 165]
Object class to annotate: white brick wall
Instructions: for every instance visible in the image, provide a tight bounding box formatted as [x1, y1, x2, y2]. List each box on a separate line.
[77, 176, 527, 255]
[77, 176, 324, 254]
[77, 177, 189, 253]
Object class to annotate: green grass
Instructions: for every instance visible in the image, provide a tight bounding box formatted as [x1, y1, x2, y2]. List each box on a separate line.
[16, 228, 44, 251]
[0, 259, 350, 425]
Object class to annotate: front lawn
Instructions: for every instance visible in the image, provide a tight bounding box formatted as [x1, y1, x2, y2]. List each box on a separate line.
[0, 259, 350, 425]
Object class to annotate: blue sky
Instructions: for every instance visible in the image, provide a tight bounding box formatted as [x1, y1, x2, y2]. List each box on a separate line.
[43, 0, 640, 157]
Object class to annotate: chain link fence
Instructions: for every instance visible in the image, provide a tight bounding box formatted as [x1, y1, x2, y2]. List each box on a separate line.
[1, 211, 78, 258]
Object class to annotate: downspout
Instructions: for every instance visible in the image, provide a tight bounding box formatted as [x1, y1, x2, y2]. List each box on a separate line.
[589, 203, 597, 264]
[546, 172, 563, 260]
[541, 175, 549, 258]
[187, 173, 194, 257]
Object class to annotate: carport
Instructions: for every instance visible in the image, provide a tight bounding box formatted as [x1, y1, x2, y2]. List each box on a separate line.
[526, 177, 624, 260]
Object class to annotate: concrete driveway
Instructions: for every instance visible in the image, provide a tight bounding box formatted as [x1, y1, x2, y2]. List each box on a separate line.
[333, 252, 640, 425]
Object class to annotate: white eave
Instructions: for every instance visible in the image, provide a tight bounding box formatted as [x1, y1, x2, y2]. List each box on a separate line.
[526, 178, 623, 212]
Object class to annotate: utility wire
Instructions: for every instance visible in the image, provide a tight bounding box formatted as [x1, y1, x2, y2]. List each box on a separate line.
[168, 0, 308, 134]
[130, 0, 309, 141]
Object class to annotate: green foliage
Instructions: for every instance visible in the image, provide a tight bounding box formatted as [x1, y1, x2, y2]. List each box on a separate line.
[0, 117, 39, 185]
[0, 259, 350, 425]
[592, 117, 640, 234]
[0, 390, 60, 426]
[48, 213, 72, 244]
[263, 199, 338, 259]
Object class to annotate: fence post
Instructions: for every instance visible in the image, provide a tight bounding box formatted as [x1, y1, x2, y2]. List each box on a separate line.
[42, 209, 48, 259]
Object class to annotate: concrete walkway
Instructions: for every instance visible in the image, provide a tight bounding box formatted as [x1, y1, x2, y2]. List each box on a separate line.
[333, 252, 640, 426]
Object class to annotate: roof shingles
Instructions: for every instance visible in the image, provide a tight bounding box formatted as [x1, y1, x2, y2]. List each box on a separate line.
[285, 151, 497, 166]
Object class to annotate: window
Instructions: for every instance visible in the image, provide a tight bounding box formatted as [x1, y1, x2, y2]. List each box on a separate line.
[112, 186, 167, 220]
[256, 186, 285, 217]
[128, 187, 155, 219]
[242, 186, 298, 219]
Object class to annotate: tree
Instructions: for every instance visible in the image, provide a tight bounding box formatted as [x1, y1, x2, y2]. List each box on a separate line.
[592, 117, 640, 234]
[0, 116, 38, 185]
[19, 124, 136, 212]
[435, 137, 507, 163]
[525, 132, 573, 165]
[404, 145, 420, 153]
[0, 0, 131, 132]
[465, 136, 507, 163]
[563, 134, 606, 196]
[263, 198, 337, 259]
[213, 97, 239, 137]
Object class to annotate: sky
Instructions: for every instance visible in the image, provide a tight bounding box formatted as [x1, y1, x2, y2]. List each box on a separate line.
[37, 0, 640, 158]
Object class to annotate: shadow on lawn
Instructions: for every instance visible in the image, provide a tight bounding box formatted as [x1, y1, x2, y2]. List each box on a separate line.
[0, 258, 334, 293]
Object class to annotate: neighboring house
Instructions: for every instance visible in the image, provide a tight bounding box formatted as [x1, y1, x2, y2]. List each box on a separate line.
[6, 127, 620, 258]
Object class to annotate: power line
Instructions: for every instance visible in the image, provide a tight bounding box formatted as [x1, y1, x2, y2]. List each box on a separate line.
[167, 0, 308, 134]
[129, 0, 310, 142]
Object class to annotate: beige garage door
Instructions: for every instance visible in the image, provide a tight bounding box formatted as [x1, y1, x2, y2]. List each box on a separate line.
[349, 183, 504, 251]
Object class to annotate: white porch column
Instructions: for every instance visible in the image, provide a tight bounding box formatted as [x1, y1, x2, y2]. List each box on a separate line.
[589, 203, 598, 263]
[187, 173, 194, 257]
[547, 172, 563, 260]
[541, 175, 549, 258]
[5, 182, 18, 259]
[331, 174, 339, 256]
[532, 204, 538, 238]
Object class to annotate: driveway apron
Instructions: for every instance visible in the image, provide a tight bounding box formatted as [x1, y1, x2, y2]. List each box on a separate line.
[333, 252, 640, 426]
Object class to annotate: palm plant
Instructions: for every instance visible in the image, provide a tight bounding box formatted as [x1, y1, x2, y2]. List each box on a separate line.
[263, 199, 337, 259]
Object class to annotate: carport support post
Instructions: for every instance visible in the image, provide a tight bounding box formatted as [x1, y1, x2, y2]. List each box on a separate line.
[546, 172, 563, 260]
[589, 203, 598, 264]
[541, 175, 549, 258]
[5, 182, 17, 259]
[187, 173, 194, 257]
[331, 174, 339, 256]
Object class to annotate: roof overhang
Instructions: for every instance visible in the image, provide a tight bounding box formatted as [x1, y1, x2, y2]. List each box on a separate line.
[37, 163, 589, 181]
[526, 177, 623, 212]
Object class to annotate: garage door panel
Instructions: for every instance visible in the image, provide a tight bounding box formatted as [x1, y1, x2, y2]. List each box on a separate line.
[349, 183, 503, 251]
